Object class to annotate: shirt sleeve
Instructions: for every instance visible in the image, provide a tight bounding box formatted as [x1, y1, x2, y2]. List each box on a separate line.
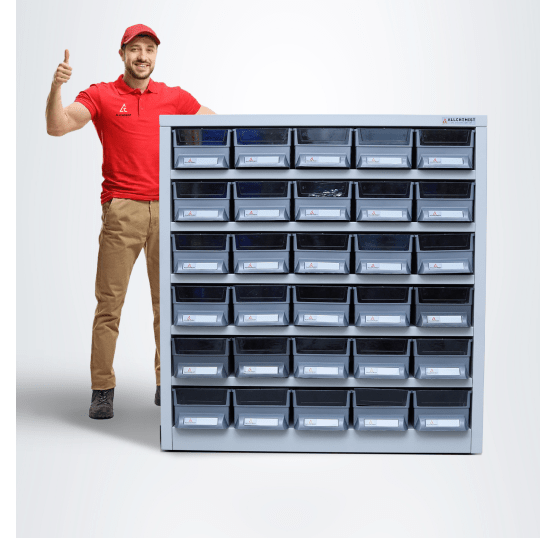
[176, 88, 201, 115]
[74, 84, 100, 120]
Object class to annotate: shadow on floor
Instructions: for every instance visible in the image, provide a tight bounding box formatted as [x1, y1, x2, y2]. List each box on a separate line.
[17, 382, 161, 451]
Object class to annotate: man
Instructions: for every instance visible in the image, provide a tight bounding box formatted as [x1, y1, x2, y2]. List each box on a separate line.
[45, 24, 215, 420]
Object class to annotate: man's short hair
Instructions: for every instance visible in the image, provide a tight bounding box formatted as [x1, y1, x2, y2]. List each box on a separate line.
[121, 34, 158, 51]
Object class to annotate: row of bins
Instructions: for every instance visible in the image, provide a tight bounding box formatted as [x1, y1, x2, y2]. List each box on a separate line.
[174, 181, 475, 222]
[173, 128, 475, 169]
[174, 388, 472, 432]
[172, 233, 474, 274]
[172, 285, 474, 327]
[173, 337, 472, 380]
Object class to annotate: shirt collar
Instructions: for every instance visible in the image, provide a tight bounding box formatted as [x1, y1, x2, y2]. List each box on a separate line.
[114, 75, 158, 95]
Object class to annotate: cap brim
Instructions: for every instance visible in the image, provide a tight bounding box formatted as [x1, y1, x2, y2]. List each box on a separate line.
[123, 32, 160, 46]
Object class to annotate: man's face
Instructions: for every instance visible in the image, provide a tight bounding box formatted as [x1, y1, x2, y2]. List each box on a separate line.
[120, 36, 157, 80]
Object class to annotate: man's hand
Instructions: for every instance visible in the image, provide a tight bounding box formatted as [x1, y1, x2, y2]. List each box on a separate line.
[52, 50, 72, 88]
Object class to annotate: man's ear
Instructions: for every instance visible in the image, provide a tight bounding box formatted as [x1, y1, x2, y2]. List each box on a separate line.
[119, 48, 124, 61]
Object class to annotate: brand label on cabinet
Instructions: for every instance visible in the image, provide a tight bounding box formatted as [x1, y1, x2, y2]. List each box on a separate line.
[182, 262, 218, 270]
[183, 210, 219, 218]
[243, 314, 279, 322]
[183, 157, 219, 165]
[364, 367, 401, 376]
[425, 419, 461, 427]
[244, 418, 279, 426]
[183, 417, 218, 425]
[182, 366, 218, 375]
[244, 156, 280, 164]
[304, 418, 339, 427]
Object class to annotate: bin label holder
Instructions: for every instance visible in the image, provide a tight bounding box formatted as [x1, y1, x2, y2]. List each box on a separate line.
[303, 418, 339, 427]
[183, 417, 219, 426]
[364, 419, 400, 428]
[302, 366, 340, 376]
[244, 209, 281, 218]
[240, 366, 280, 375]
[426, 157, 464, 166]
[364, 367, 401, 376]
[183, 157, 219, 166]
[425, 419, 461, 428]
[244, 418, 280, 426]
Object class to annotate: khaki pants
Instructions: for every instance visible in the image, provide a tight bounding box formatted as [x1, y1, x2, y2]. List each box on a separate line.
[90, 198, 160, 390]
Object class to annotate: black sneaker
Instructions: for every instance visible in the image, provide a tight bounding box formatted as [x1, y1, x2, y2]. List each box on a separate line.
[89, 388, 114, 419]
[155, 385, 160, 406]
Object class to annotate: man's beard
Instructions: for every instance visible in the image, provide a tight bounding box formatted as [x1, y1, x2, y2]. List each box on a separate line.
[125, 62, 154, 80]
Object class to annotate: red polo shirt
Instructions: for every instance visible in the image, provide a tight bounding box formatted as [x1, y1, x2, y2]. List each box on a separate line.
[75, 75, 201, 204]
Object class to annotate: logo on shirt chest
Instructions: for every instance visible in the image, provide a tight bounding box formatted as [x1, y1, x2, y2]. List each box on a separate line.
[115, 103, 131, 117]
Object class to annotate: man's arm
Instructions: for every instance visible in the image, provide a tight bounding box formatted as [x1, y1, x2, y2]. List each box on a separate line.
[46, 49, 92, 136]
[195, 105, 216, 115]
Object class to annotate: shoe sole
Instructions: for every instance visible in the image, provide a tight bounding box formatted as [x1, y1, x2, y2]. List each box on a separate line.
[89, 413, 114, 419]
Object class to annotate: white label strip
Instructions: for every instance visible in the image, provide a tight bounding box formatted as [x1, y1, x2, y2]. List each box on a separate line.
[244, 209, 280, 218]
[241, 366, 279, 375]
[303, 314, 339, 323]
[182, 314, 218, 323]
[305, 156, 341, 164]
[366, 262, 403, 271]
[305, 209, 342, 217]
[427, 210, 464, 219]
[428, 262, 465, 270]
[182, 366, 218, 375]
[244, 156, 280, 164]
[364, 419, 399, 427]
[426, 315, 464, 324]
[425, 419, 461, 428]
[304, 418, 339, 427]
[366, 210, 404, 218]
[182, 262, 218, 270]
[304, 261, 340, 270]
[426, 367, 461, 376]
[183, 210, 219, 218]
[364, 157, 404, 165]
[183, 157, 219, 165]
[243, 262, 279, 270]
[364, 367, 401, 376]
[183, 417, 218, 426]
[303, 366, 340, 375]
[365, 315, 401, 324]
[243, 314, 279, 322]
[427, 157, 464, 165]
[243, 418, 279, 426]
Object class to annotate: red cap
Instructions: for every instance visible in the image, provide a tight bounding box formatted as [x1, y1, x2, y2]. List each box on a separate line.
[121, 24, 160, 47]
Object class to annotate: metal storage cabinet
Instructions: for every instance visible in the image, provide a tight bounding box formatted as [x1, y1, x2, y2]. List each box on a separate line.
[161, 115, 486, 454]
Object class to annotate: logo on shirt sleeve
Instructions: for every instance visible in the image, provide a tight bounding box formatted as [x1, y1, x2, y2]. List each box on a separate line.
[116, 103, 131, 116]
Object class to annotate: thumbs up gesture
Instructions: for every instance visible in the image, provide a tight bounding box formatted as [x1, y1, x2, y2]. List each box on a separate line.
[52, 49, 72, 87]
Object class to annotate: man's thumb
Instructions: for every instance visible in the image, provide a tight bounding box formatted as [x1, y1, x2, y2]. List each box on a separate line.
[64, 49, 70, 64]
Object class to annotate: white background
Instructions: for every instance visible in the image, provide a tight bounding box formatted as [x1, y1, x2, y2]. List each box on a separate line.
[16, 0, 540, 538]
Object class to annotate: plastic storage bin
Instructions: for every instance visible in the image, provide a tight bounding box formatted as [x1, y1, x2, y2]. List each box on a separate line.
[173, 128, 231, 169]
[233, 388, 290, 430]
[353, 389, 411, 431]
[233, 285, 290, 326]
[293, 337, 350, 379]
[416, 181, 475, 222]
[355, 234, 413, 274]
[356, 181, 413, 222]
[172, 337, 230, 378]
[294, 181, 352, 221]
[416, 234, 474, 274]
[355, 128, 413, 169]
[233, 337, 290, 378]
[294, 234, 351, 274]
[416, 129, 475, 169]
[294, 128, 352, 168]
[293, 286, 351, 326]
[233, 181, 291, 221]
[415, 287, 473, 327]
[171, 234, 230, 274]
[355, 286, 412, 327]
[293, 389, 350, 431]
[174, 388, 231, 429]
[172, 285, 230, 327]
[354, 338, 411, 379]
[172, 181, 230, 221]
[233, 233, 290, 273]
[413, 338, 472, 379]
[233, 128, 292, 168]
[413, 390, 471, 431]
